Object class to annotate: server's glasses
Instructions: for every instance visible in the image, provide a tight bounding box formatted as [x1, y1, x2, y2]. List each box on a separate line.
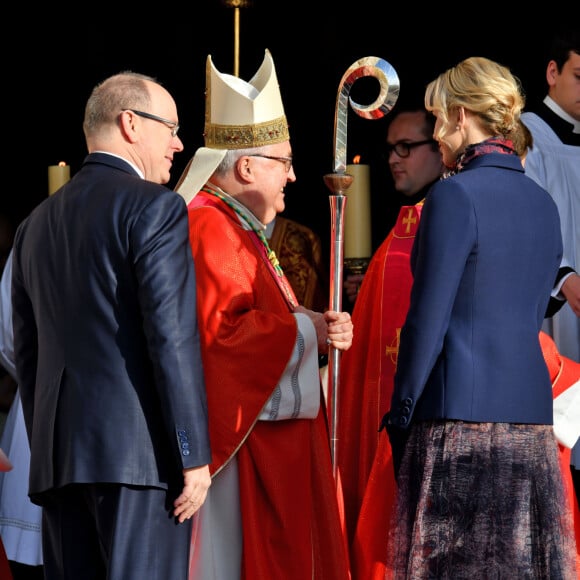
[385, 139, 436, 158]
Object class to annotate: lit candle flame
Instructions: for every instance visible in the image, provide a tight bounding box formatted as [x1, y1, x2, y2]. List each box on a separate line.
[48, 162, 71, 195]
[353, 155, 361, 165]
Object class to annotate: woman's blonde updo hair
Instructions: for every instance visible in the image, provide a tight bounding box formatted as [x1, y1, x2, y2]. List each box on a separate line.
[424, 56, 525, 143]
[509, 119, 533, 159]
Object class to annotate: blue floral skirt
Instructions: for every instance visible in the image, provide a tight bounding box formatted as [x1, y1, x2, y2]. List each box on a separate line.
[386, 420, 577, 579]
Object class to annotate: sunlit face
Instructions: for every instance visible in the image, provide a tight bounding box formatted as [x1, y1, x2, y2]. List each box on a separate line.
[433, 110, 463, 169]
[548, 51, 580, 122]
[241, 142, 296, 223]
[137, 82, 184, 184]
[387, 112, 444, 197]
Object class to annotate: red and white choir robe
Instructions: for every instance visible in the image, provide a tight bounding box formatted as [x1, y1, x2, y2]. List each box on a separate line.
[186, 188, 350, 580]
[539, 330, 580, 572]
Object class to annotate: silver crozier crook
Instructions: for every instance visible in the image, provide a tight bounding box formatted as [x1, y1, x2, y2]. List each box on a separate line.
[324, 56, 399, 477]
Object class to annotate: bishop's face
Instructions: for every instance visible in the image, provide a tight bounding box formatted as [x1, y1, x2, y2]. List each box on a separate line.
[240, 142, 296, 224]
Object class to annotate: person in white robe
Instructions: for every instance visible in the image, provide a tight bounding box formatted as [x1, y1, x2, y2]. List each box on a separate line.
[521, 106, 579, 363]
[0, 250, 43, 572]
[521, 25, 580, 514]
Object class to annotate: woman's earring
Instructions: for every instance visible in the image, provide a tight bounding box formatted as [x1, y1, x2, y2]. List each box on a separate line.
[455, 125, 460, 130]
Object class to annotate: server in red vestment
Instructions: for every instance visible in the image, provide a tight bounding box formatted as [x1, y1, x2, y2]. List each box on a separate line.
[176, 49, 353, 580]
[337, 108, 444, 578]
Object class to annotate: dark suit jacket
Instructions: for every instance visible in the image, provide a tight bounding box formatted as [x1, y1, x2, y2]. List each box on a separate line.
[12, 153, 211, 504]
[389, 153, 563, 429]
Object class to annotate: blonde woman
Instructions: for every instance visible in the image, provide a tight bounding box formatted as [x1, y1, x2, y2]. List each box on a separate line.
[384, 57, 577, 578]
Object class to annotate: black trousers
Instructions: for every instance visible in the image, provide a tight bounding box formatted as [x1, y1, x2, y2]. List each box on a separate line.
[8, 561, 44, 580]
[41, 483, 191, 580]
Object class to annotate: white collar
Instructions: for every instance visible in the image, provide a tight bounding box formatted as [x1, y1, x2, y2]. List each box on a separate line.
[544, 96, 580, 134]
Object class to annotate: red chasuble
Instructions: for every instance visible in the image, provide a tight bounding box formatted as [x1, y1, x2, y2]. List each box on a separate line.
[188, 191, 350, 580]
[336, 203, 422, 578]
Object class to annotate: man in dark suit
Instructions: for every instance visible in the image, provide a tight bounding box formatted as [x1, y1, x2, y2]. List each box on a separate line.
[11, 71, 211, 580]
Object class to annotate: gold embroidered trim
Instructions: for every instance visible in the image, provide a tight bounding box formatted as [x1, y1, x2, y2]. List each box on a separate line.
[204, 116, 290, 149]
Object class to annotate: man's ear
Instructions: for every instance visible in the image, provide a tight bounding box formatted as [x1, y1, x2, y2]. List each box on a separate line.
[119, 110, 139, 143]
[546, 60, 558, 88]
[236, 156, 254, 183]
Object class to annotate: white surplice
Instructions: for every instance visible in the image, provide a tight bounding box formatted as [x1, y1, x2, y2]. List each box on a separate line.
[0, 250, 43, 566]
[522, 105, 580, 472]
[521, 110, 579, 363]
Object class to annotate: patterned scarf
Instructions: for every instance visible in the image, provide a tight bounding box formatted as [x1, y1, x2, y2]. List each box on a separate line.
[443, 137, 517, 179]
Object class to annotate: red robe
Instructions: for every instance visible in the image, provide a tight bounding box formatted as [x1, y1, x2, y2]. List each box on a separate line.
[0, 449, 13, 580]
[0, 539, 11, 580]
[187, 190, 350, 580]
[539, 330, 580, 574]
[337, 204, 422, 575]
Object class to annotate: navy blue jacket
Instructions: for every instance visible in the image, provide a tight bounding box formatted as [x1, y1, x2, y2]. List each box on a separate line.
[12, 153, 211, 504]
[389, 153, 562, 429]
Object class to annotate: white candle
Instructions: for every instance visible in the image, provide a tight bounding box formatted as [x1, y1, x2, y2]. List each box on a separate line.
[48, 162, 71, 195]
[344, 161, 371, 259]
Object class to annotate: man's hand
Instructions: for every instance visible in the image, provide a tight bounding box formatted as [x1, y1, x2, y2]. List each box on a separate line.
[173, 464, 211, 523]
[294, 306, 354, 353]
[324, 310, 354, 351]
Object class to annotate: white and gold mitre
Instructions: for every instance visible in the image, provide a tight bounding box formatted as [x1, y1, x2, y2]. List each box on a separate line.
[176, 49, 289, 204]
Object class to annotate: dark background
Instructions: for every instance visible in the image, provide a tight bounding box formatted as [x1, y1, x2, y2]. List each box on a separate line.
[3, 2, 561, 261]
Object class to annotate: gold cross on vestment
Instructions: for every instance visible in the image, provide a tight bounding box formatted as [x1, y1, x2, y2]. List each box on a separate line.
[402, 208, 416, 234]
